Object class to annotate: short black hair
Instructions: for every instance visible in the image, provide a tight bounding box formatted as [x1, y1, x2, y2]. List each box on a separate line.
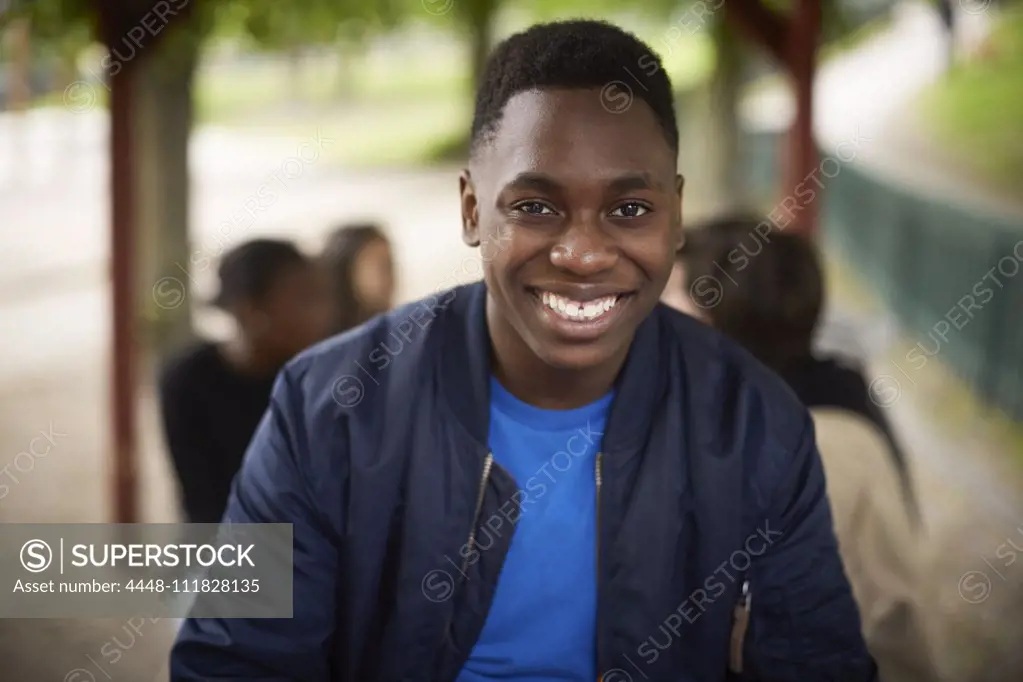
[212, 238, 308, 309]
[471, 19, 679, 156]
[678, 215, 824, 371]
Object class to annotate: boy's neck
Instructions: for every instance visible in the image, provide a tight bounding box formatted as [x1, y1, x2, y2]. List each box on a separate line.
[487, 322, 630, 411]
[492, 360, 622, 411]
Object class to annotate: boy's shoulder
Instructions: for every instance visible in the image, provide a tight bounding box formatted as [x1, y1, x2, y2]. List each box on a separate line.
[654, 303, 795, 397]
[654, 303, 811, 456]
[282, 283, 477, 410]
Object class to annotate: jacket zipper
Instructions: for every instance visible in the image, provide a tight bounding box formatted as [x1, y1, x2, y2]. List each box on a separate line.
[729, 579, 751, 675]
[595, 452, 603, 681]
[459, 452, 494, 577]
[440, 452, 494, 672]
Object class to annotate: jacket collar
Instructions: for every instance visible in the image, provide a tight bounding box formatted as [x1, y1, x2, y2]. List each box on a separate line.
[440, 281, 668, 455]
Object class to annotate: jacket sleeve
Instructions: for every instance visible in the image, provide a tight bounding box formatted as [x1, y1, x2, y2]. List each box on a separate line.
[170, 368, 341, 681]
[744, 415, 879, 682]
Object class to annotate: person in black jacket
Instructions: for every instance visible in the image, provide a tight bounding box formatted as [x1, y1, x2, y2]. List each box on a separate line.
[158, 239, 331, 523]
[171, 20, 877, 682]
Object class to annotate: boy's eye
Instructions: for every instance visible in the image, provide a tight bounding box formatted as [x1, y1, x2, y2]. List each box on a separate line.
[609, 202, 650, 218]
[513, 201, 556, 215]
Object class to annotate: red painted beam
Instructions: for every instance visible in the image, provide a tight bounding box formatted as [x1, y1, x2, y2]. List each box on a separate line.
[784, 0, 822, 236]
[724, 0, 822, 236]
[92, 0, 144, 524]
[90, 0, 198, 522]
[108, 58, 139, 524]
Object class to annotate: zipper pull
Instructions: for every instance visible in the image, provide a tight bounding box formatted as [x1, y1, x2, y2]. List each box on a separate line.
[729, 580, 751, 674]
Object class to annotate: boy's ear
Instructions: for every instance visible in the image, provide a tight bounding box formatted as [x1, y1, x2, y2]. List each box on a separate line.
[460, 170, 480, 247]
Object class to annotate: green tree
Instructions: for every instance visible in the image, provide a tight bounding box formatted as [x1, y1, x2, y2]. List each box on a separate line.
[13, 0, 408, 360]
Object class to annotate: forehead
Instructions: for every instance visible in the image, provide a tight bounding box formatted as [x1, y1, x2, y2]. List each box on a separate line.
[477, 88, 676, 185]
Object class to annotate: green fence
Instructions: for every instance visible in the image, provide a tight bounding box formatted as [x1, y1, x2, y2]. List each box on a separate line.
[743, 130, 1023, 422]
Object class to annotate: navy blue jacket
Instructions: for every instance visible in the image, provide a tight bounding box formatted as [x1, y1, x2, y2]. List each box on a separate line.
[171, 281, 877, 681]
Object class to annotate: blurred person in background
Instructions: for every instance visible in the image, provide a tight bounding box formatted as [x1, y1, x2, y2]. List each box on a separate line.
[321, 222, 396, 334]
[158, 239, 331, 524]
[670, 215, 918, 512]
[664, 218, 940, 682]
[172, 20, 876, 682]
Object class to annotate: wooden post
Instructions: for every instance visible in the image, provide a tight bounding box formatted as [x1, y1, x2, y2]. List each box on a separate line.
[723, 0, 822, 235]
[784, 0, 821, 235]
[94, 0, 198, 522]
[110, 56, 139, 523]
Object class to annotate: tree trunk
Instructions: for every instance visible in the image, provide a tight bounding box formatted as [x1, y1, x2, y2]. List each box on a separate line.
[709, 18, 746, 213]
[6, 18, 32, 111]
[135, 34, 201, 364]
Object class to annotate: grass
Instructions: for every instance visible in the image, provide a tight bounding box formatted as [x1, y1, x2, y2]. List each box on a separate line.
[919, 6, 1023, 193]
[194, 48, 472, 123]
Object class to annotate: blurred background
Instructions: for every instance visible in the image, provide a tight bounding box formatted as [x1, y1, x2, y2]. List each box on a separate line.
[0, 0, 1021, 679]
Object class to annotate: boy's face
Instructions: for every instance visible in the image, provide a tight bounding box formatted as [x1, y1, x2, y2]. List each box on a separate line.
[461, 88, 683, 370]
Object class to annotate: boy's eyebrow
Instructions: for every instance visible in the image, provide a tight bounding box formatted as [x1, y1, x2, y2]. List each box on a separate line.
[606, 172, 663, 194]
[500, 171, 665, 194]
[502, 172, 563, 194]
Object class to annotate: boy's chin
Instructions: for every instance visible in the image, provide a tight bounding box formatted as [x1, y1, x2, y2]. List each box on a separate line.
[527, 337, 623, 372]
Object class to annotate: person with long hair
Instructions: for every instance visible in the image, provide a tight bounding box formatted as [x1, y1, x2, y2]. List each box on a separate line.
[321, 223, 396, 334]
[665, 217, 940, 682]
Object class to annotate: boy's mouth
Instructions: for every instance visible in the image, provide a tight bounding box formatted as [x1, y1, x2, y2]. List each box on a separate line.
[526, 287, 635, 340]
[538, 290, 622, 323]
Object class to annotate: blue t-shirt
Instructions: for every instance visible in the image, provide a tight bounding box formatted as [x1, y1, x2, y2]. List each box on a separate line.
[456, 378, 612, 682]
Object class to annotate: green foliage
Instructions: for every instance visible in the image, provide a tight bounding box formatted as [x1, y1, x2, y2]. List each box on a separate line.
[6, 0, 93, 41]
[922, 5, 1023, 188]
[236, 0, 398, 49]
[11, 0, 212, 66]
[514, 0, 679, 22]
[8, 0, 401, 53]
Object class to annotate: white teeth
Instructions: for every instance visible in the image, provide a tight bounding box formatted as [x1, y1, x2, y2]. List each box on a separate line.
[539, 291, 619, 322]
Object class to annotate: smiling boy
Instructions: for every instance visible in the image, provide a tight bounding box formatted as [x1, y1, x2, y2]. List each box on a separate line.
[171, 20, 877, 682]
